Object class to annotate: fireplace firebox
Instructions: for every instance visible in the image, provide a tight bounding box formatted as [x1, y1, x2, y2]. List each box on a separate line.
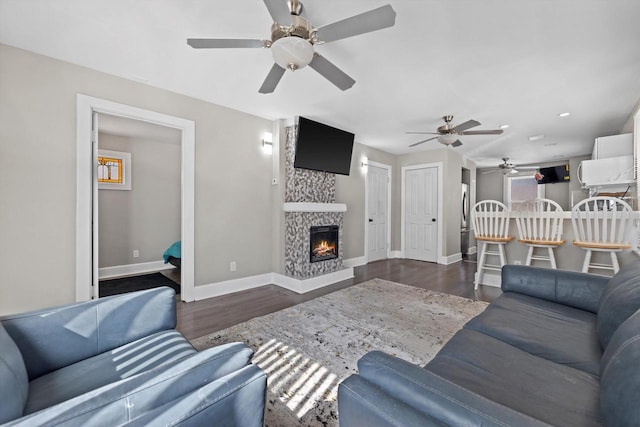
[309, 225, 339, 263]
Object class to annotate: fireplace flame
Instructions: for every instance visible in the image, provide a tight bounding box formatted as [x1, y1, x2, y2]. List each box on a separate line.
[312, 240, 336, 257]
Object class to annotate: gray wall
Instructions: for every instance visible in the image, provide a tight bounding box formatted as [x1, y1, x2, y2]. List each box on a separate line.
[0, 44, 273, 314]
[98, 133, 181, 268]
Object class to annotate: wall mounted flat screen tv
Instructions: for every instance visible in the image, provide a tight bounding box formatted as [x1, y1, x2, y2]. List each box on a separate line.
[294, 117, 355, 176]
[535, 164, 570, 184]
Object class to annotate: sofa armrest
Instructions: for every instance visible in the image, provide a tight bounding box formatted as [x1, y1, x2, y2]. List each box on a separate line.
[6, 342, 259, 426]
[356, 351, 548, 427]
[501, 265, 609, 313]
[339, 374, 446, 427]
[0, 287, 176, 380]
[123, 364, 266, 427]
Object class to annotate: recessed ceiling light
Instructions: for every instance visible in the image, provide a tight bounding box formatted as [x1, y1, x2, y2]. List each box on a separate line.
[529, 134, 545, 141]
[558, 112, 571, 117]
[499, 124, 509, 129]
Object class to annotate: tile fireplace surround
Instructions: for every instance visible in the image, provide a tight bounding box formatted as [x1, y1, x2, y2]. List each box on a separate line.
[284, 125, 351, 280]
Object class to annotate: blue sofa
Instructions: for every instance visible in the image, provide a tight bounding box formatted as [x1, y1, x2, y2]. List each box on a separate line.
[0, 287, 266, 426]
[338, 263, 640, 427]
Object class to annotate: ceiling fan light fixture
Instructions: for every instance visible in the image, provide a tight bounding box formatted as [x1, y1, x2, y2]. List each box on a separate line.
[437, 134, 458, 145]
[270, 37, 314, 70]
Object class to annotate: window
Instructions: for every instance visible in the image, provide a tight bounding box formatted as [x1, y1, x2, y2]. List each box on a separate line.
[97, 149, 131, 190]
[504, 174, 544, 210]
[97, 156, 123, 184]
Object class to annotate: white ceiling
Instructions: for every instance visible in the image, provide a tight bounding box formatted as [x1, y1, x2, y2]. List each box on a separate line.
[2, 0, 639, 167]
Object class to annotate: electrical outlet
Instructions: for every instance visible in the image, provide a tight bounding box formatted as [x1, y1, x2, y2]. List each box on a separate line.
[514, 260, 521, 265]
[230, 261, 237, 272]
[133, 250, 139, 258]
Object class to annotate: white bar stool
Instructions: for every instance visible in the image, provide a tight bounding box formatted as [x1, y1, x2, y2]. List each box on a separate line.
[472, 200, 514, 290]
[571, 196, 633, 275]
[514, 198, 565, 269]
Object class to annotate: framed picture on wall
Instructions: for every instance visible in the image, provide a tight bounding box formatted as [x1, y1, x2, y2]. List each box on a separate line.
[98, 149, 131, 190]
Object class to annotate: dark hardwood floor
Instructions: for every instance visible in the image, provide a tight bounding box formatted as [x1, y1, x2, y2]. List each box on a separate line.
[176, 258, 500, 340]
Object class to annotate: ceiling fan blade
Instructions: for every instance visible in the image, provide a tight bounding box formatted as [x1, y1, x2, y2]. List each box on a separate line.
[258, 63, 286, 94]
[308, 53, 355, 90]
[315, 4, 396, 43]
[481, 169, 500, 175]
[263, 0, 291, 24]
[460, 129, 504, 135]
[405, 131, 440, 135]
[451, 140, 463, 147]
[187, 39, 266, 49]
[452, 119, 481, 133]
[409, 136, 437, 147]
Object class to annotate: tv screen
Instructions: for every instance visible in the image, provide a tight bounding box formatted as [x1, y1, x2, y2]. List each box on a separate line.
[535, 164, 570, 184]
[294, 117, 355, 176]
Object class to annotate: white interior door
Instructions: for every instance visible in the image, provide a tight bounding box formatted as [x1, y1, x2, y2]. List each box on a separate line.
[405, 167, 438, 262]
[91, 111, 99, 299]
[367, 164, 389, 262]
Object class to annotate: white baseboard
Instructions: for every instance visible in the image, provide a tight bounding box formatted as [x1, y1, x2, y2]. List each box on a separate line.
[194, 273, 274, 301]
[474, 271, 501, 288]
[468, 246, 477, 255]
[343, 256, 367, 268]
[390, 250, 403, 259]
[439, 253, 462, 265]
[194, 268, 355, 301]
[273, 268, 354, 294]
[99, 260, 173, 279]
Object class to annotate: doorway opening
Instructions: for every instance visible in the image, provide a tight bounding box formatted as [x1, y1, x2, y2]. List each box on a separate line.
[76, 95, 195, 302]
[96, 113, 182, 297]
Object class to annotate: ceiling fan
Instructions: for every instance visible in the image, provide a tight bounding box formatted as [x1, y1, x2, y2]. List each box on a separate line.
[481, 158, 540, 174]
[187, 0, 396, 94]
[406, 115, 504, 148]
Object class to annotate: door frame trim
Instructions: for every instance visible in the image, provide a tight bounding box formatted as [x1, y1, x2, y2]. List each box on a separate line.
[364, 161, 392, 263]
[401, 162, 444, 263]
[76, 94, 196, 302]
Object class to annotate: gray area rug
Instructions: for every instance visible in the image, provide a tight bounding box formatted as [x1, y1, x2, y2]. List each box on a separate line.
[191, 278, 488, 426]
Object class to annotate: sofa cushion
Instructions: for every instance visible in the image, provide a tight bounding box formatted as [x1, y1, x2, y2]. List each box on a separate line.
[356, 351, 548, 427]
[0, 323, 28, 424]
[600, 308, 640, 427]
[464, 292, 602, 375]
[426, 329, 603, 427]
[597, 262, 640, 349]
[25, 330, 195, 415]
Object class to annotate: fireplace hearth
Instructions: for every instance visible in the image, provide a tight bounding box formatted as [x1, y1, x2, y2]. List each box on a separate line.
[310, 225, 339, 263]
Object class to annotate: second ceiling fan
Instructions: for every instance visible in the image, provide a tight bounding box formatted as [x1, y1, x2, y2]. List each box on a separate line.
[406, 115, 504, 148]
[187, 0, 396, 93]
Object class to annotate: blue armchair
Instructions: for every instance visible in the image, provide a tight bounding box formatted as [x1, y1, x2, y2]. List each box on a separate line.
[0, 287, 266, 426]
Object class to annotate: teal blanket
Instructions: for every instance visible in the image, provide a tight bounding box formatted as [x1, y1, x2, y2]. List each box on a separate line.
[163, 241, 181, 263]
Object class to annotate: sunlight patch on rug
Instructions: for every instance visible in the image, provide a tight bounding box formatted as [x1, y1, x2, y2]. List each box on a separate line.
[191, 278, 488, 426]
